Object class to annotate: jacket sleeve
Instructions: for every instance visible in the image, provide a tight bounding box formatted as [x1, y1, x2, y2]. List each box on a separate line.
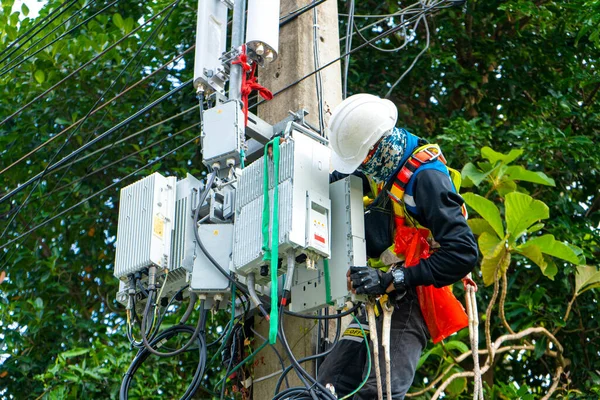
[403, 169, 478, 288]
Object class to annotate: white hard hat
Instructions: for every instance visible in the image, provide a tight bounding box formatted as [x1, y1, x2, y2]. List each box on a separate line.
[327, 94, 398, 173]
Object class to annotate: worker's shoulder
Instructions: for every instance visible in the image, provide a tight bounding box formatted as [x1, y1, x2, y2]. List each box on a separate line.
[408, 162, 453, 192]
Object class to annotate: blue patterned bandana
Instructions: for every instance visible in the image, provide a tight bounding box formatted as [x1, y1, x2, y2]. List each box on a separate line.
[358, 128, 408, 184]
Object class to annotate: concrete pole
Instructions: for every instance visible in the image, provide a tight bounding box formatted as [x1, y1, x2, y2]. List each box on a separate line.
[252, 1, 342, 398]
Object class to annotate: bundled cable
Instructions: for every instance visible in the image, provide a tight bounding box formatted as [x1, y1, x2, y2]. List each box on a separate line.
[141, 285, 206, 357]
[120, 324, 207, 400]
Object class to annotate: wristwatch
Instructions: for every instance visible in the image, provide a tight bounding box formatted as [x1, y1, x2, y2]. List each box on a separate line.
[392, 265, 407, 295]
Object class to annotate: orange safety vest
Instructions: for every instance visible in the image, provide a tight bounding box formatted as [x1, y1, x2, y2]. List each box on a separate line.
[377, 144, 469, 344]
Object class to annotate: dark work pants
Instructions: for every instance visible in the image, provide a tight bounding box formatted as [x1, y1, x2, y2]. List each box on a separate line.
[317, 292, 429, 399]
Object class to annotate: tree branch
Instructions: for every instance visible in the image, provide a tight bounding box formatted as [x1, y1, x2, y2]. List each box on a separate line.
[499, 269, 515, 334]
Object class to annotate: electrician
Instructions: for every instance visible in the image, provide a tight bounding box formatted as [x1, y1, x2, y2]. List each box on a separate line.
[317, 94, 478, 399]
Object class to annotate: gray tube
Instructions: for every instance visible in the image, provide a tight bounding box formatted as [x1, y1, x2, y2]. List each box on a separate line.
[180, 292, 198, 324]
[284, 249, 295, 293]
[247, 272, 263, 311]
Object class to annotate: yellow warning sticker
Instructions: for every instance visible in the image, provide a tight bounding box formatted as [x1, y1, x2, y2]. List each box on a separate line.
[153, 215, 164, 239]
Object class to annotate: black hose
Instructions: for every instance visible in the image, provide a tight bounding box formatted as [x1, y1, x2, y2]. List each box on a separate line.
[272, 387, 317, 400]
[120, 324, 207, 400]
[192, 165, 252, 299]
[140, 290, 206, 357]
[284, 302, 361, 319]
[277, 308, 337, 400]
[274, 311, 343, 395]
[220, 329, 238, 400]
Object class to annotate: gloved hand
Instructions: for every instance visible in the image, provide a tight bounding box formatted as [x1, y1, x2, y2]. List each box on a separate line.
[349, 266, 393, 295]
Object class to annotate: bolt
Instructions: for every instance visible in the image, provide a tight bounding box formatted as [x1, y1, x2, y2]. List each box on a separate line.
[255, 43, 265, 55]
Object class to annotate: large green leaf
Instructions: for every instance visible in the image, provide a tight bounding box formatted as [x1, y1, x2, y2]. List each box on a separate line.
[496, 178, 517, 196]
[479, 232, 509, 285]
[516, 244, 557, 279]
[468, 218, 496, 236]
[481, 147, 523, 165]
[461, 162, 491, 187]
[113, 13, 124, 29]
[505, 166, 556, 186]
[462, 193, 504, 239]
[505, 192, 549, 243]
[478, 232, 503, 258]
[519, 234, 581, 264]
[575, 266, 600, 296]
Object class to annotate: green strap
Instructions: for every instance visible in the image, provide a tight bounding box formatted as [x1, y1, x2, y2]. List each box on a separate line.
[323, 259, 333, 305]
[261, 137, 280, 344]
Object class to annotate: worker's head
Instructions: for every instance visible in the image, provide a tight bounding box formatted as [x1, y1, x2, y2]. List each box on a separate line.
[328, 94, 405, 183]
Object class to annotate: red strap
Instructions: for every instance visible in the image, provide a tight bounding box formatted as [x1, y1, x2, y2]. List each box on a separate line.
[231, 45, 273, 126]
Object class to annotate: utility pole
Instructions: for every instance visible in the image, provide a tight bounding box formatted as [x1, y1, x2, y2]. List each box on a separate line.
[252, 0, 342, 398]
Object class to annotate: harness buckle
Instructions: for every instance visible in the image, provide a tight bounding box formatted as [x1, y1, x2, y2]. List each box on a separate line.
[422, 147, 441, 161]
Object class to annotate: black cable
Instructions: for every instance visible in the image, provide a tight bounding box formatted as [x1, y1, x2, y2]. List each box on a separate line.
[14, 0, 184, 243]
[0, 48, 195, 177]
[0, 119, 197, 269]
[0, 0, 78, 65]
[250, 326, 290, 389]
[253, 1, 450, 108]
[0, 1, 184, 244]
[0, 0, 178, 127]
[220, 329, 238, 400]
[279, 0, 328, 27]
[0, 0, 101, 75]
[273, 387, 316, 400]
[155, 284, 190, 329]
[0, 0, 73, 57]
[274, 311, 342, 396]
[278, 307, 336, 400]
[0, 124, 198, 251]
[192, 161, 251, 298]
[44, 122, 199, 197]
[208, 320, 233, 348]
[312, 2, 325, 136]
[284, 302, 361, 319]
[141, 289, 205, 357]
[120, 324, 207, 400]
[342, 0, 355, 99]
[0, 78, 191, 206]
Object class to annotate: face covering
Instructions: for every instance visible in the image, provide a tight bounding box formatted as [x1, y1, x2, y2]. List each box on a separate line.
[358, 127, 408, 184]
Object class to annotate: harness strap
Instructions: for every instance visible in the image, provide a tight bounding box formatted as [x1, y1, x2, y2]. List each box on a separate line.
[388, 144, 446, 218]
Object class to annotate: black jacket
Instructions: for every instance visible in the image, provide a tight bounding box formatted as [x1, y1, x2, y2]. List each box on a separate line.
[331, 169, 478, 288]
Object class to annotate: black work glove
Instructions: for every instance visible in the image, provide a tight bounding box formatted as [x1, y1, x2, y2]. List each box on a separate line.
[349, 266, 393, 295]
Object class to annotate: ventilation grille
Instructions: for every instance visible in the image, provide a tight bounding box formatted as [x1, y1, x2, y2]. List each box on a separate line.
[171, 196, 188, 271]
[114, 175, 156, 278]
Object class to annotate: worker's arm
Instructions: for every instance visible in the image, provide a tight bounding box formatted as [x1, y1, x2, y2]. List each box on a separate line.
[403, 169, 478, 288]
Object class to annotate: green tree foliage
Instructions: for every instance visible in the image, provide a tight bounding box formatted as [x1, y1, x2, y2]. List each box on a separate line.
[0, 0, 598, 399]
[0, 0, 232, 398]
[345, 0, 599, 397]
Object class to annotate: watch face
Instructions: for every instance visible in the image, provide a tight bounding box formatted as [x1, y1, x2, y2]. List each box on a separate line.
[393, 269, 404, 282]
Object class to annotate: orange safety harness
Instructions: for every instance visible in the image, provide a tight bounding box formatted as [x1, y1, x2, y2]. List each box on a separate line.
[387, 144, 469, 344]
